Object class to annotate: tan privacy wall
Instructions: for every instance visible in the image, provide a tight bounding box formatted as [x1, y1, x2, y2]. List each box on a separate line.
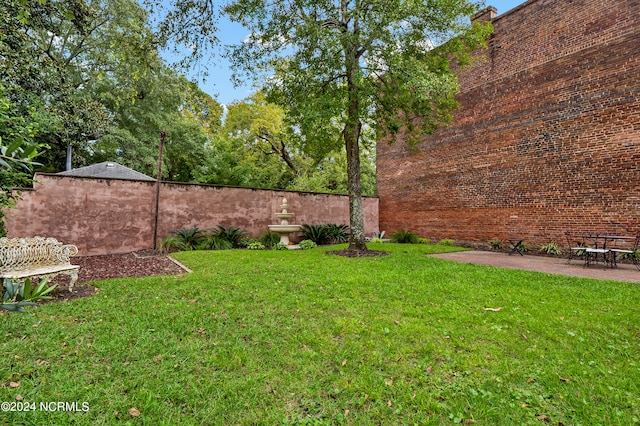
[8, 174, 379, 255]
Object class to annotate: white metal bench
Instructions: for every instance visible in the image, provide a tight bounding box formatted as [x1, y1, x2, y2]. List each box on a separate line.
[0, 237, 80, 292]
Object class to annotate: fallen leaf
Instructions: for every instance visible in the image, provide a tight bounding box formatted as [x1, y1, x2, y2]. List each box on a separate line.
[196, 328, 206, 334]
[9, 382, 20, 388]
[527, 377, 536, 383]
[394, 320, 400, 325]
[128, 407, 140, 416]
[344, 409, 350, 416]
[35, 359, 50, 366]
[341, 359, 347, 366]
[559, 376, 570, 383]
[154, 355, 162, 362]
[426, 366, 433, 375]
[463, 420, 476, 424]
[484, 307, 502, 312]
[537, 414, 549, 421]
[384, 377, 393, 386]
[387, 400, 393, 407]
[15, 395, 22, 401]
[522, 403, 529, 408]
[189, 299, 198, 303]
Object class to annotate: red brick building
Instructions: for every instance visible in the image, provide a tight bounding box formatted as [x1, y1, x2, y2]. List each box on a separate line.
[377, 0, 640, 249]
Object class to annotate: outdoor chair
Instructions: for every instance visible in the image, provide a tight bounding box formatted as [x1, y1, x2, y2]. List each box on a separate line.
[565, 232, 589, 264]
[565, 232, 609, 267]
[607, 235, 640, 270]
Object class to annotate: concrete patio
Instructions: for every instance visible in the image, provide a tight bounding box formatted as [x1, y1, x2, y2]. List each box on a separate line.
[430, 251, 640, 283]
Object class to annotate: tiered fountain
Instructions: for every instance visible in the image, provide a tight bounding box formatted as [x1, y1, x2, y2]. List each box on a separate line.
[268, 198, 301, 248]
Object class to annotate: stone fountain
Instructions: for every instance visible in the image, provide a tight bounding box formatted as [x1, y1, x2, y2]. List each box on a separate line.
[268, 198, 301, 248]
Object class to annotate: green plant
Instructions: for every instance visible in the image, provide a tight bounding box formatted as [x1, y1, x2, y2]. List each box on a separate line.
[298, 240, 317, 250]
[369, 237, 385, 244]
[301, 224, 329, 245]
[160, 236, 188, 253]
[246, 241, 265, 250]
[489, 239, 503, 250]
[438, 238, 455, 246]
[1, 278, 57, 312]
[391, 229, 419, 244]
[618, 250, 638, 261]
[539, 241, 563, 255]
[272, 242, 289, 251]
[211, 225, 249, 248]
[417, 237, 431, 244]
[198, 234, 233, 250]
[324, 224, 350, 244]
[260, 231, 281, 249]
[162, 226, 205, 252]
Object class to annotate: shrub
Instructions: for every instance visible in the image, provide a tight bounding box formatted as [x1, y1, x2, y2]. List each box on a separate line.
[325, 224, 350, 244]
[438, 239, 455, 246]
[301, 224, 329, 245]
[539, 242, 563, 255]
[618, 250, 638, 261]
[211, 225, 248, 248]
[246, 241, 265, 250]
[417, 238, 431, 244]
[162, 227, 205, 252]
[369, 237, 385, 244]
[272, 242, 289, 251]
[198, 234, 233, 250]
[1, 278, 57, 313]
[260, 231, 281, 249]
[299, 240, 317, 250]
[391, 229, 419, 244]
[160, 236, 188, 253]
[489, 239, 503, 250]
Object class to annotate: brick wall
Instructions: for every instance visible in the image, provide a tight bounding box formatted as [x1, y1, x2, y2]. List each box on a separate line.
[8, 174, 379, 255]
[377, 0, 640, 249]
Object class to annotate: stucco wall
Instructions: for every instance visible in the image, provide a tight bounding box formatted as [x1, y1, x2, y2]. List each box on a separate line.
[377, 0, 640, 248]
[8, 174, 379, 255]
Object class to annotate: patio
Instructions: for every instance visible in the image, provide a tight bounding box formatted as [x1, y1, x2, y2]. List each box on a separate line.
[430, 250, 640, 283]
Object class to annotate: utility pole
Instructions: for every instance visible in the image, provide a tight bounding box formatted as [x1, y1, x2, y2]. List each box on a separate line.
[153, 130, 166, 251]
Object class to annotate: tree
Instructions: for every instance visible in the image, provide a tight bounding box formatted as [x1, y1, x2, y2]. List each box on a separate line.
[0, 86, 42, 236]
[157, 0, 492, 250]
[1, 0, 164, 172]
[196, 91, 377, 195]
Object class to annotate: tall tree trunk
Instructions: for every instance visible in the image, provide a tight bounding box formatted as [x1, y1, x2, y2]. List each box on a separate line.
[344, 116, 367, 251]
[343, 63, 367, 250]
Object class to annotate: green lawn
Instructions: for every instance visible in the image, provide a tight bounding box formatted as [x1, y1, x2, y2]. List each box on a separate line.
[1, 243, 639, 425]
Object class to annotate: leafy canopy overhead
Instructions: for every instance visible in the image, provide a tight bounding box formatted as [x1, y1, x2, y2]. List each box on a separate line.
[225, 0, 492, 143]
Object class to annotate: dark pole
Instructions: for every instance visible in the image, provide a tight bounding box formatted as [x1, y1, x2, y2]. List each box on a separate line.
[153, 130, 166, 250]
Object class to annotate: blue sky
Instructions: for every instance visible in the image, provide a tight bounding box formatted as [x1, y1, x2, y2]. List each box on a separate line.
[182, 0, 525, 105]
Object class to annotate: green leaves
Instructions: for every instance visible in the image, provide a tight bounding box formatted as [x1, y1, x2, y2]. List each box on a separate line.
[1, 278, 58, 313]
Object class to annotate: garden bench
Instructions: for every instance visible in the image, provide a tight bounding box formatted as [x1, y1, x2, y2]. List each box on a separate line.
[0, 237, 80, 292]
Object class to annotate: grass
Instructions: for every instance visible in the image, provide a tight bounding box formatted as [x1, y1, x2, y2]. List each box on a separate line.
[1, 243, 639, 425]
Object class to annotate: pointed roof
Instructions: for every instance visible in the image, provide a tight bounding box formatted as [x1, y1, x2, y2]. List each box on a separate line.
[57, 161, 156, 181]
